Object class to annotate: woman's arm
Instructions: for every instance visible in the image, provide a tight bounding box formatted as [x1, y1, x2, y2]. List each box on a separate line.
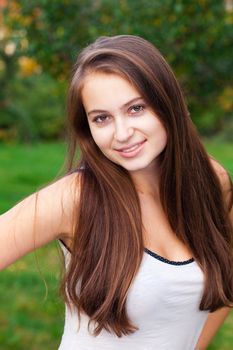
[0, 172, 78, 270]
[195, 307, 232, 350]
[196, 159, 233, 349]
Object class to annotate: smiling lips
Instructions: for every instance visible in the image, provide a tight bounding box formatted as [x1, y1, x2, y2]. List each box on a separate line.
[115, 140, 146, 158]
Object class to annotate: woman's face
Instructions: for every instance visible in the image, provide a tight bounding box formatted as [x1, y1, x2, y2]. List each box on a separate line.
[81, 72, 167, 174]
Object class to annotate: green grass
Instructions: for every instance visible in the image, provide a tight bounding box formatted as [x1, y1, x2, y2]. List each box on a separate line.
[0, 142, 66, 349]
[0, 142, 66, 213]
[0, 140, 232, 349]
[0, 245, 64, 349]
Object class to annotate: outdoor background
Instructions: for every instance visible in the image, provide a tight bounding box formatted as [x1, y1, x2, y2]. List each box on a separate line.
[0, 0, 232, 349]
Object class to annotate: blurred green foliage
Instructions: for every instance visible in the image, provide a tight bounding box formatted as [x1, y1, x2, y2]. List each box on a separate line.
[1, 0, 233, 141]
[2, 74, 66, 142]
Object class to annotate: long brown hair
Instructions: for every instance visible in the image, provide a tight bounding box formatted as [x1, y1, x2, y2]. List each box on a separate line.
[61, 35, 233, 337]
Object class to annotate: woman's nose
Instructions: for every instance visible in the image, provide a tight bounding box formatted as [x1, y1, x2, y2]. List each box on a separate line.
[113, 119, 134, 142]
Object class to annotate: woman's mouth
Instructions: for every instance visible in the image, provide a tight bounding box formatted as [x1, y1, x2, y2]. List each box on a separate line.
[115, 140, 146, 158]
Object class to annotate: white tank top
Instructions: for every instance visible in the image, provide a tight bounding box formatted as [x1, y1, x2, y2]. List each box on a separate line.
[58, 241, 209, 350]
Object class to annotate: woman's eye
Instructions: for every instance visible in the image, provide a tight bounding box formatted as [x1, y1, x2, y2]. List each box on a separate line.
[130, 104, 145, 114]
[93, 115, 109, 124]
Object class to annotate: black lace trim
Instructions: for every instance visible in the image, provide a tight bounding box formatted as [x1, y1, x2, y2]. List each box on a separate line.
[144, 248, 194, 266]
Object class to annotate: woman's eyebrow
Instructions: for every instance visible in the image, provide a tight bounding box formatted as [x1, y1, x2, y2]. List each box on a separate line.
[87, 96, 143, 117]
[121, 96, 144, 110]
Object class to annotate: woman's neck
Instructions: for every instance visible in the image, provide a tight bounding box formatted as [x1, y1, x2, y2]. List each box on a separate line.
[130, 168, 160, 200]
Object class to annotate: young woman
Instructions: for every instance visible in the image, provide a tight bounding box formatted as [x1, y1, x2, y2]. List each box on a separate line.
[0, 35, 232, 350]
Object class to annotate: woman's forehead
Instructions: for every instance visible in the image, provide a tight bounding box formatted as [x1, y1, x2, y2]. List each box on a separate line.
[81, 72, 143, 114]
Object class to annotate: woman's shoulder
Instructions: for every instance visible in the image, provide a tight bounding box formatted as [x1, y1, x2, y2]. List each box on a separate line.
[28, 169, 82, 241]
[52, 169, 81, 193]
[209, 157, 228, 178]
[49, 170, 81, 218]
[0, 171, 82, 269]
[44, 168, 82, 196]
[209, 158, 231, 187]
[209, 157, 232, 210]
